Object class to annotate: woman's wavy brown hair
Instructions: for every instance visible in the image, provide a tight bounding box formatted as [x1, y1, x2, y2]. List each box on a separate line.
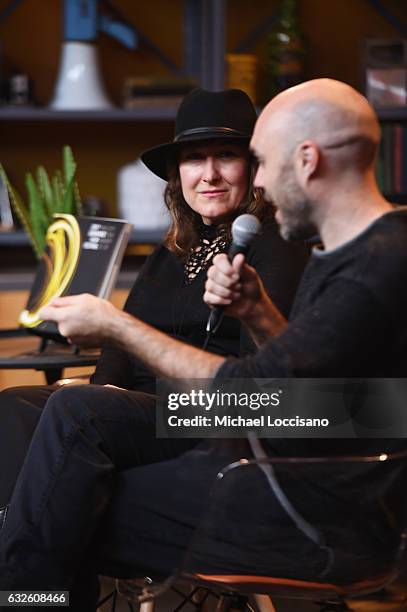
[163, 155, 274, 258]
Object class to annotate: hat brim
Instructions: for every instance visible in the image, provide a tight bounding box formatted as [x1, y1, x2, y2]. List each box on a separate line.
[141, 133, 251, 181]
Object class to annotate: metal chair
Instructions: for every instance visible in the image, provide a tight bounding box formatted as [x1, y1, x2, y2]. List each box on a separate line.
[0, 327, 99, 384]
[112, 448, 407, 611]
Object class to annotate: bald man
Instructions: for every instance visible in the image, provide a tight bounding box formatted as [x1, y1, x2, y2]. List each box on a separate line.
[2, 79, 407, 600]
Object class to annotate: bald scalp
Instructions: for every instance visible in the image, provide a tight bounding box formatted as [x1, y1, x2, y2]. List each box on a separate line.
[256, 79, 381, 170]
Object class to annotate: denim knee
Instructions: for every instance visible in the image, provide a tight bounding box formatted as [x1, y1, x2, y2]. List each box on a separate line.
[45, 385, 101, 427]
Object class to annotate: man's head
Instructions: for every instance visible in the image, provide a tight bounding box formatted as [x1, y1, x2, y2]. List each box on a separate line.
[251, 78, 381, 241]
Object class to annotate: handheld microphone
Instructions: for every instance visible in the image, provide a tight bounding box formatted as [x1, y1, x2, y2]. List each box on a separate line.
[205, 214, 261, 336]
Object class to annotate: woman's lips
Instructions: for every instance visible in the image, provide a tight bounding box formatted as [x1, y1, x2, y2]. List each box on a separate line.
[199, 190, 227, 197]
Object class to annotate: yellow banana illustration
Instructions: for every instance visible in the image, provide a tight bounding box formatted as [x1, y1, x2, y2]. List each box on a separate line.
[19, 214, 81, 328]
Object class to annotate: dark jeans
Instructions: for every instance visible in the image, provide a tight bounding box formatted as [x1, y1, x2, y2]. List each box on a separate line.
[1, 384, 394, 611]
[0, 385, 55, 506]
[0, 385, 204, 607]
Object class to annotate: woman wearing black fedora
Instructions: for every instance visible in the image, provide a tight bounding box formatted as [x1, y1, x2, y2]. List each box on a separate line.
[0, 89, 307, 607]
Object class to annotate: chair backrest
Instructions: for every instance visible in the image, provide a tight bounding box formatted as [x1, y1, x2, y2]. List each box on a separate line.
[180, 449, 407, 588]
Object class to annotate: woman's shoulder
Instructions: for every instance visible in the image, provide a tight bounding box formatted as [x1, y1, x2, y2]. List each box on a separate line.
[143, 241, 180, 269]
[128, 242, 184, 291]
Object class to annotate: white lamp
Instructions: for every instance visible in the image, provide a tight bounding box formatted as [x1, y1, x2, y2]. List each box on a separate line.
[51, 41, 113, 110]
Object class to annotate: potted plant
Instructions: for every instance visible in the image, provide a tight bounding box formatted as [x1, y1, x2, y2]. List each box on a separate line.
[0, 146, 82, 258]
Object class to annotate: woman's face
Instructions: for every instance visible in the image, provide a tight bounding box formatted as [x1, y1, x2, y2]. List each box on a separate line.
[178, 141, 250, 225]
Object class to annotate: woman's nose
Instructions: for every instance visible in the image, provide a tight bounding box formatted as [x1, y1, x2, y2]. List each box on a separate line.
[202, 157, 220, 182]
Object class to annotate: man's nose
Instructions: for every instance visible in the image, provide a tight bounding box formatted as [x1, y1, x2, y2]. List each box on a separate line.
[202, 158, 220, 182]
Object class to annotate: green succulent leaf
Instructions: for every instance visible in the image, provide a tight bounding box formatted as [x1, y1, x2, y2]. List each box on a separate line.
[52, 171, 64, 212]
[26, 173, 48, 255]
[63, 145, 76, 186]
[63, 175, 75, 215]
[0, 164, 44, 258]
[73, 180, 82, 216]
[36, 166, 53, 216]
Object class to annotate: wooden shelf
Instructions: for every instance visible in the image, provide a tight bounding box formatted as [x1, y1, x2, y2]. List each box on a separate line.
[376, 108, 407, 122]
[2, 106, 404, 123]
[0, 107, 178, 122]
[0, 228, 166, 247]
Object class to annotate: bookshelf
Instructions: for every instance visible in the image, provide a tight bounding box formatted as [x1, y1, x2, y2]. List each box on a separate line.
[0, 228, 165, 247]
[376, 109, 407, 205]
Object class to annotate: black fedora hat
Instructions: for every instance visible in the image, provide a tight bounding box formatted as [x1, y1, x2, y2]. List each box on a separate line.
[141, 88, 257, 180]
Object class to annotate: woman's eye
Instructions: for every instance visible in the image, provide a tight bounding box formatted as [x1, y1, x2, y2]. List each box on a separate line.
[183, 153, 203, 161]
[218, 150, 237, 158]
[218, 150, 246, 161]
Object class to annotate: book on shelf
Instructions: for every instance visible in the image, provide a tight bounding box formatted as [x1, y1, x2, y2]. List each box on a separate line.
[122, 76, 196, 109]
[0, 174, 14, 229]
[19, 214, 132, 342]
[376, 122, 407, 199]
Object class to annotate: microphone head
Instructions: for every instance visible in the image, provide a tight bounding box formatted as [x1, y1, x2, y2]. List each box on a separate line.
[231, 214, 261, 246]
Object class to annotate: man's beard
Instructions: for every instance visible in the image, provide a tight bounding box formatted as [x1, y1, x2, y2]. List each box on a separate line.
[278, 203, 316, 241]
[271, 175, 316, 241]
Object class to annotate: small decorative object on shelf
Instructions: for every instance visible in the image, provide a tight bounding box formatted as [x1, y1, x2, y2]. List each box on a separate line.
[0, 174, 13, 230]
[8, 68, 33, 106]
[266, 0, 305, 100]
[118, 158, 170, 231]
[226, 54, 258, 104]
[122, 76, 195, 110]
[0, 146, 82, 258]
[50, 0, 137, 110]
[364, 39, 407, 109]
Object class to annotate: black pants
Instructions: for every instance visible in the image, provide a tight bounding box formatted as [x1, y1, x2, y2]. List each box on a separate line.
[0, 385, 55, 506]
[0, 384, 387, 611]
[0, 385, 257, 609]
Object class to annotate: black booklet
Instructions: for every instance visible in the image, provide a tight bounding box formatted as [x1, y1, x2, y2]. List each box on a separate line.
[19, 214, 132, 342]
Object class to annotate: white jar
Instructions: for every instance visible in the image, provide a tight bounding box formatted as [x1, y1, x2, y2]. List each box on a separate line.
[117, 159, 170, 230]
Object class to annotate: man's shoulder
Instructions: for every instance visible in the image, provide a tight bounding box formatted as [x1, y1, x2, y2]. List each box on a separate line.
[363, 208, 407, 268]
[318, 208, 407, 265]
[368, 206, 407, 245]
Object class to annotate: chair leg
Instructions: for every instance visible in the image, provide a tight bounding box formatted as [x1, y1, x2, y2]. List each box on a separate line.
[253, 594, 277, 612]
[139, 600, 155, 612]
[317, 600, 351, 611]
[215, 596, 234, 612]
[215, 594, 257, 611]
[192, 588, 212, 611]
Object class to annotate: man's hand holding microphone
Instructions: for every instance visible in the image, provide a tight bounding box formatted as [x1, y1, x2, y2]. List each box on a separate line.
[204, 214, 288, 347]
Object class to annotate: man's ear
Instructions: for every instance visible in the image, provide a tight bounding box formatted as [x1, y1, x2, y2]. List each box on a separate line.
[295, 140, 319, 186]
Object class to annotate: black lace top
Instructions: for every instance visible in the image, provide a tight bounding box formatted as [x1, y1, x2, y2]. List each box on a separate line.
[184, 225, 229, 284]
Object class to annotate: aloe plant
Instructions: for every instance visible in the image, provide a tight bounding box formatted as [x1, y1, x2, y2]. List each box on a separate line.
[0, 146, 82, 258]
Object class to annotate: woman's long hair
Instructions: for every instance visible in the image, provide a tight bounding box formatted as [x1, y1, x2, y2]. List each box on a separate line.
[163, 157, 274, 258]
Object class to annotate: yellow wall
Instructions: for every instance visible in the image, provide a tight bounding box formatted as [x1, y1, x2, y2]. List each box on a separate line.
[0, 0, 404, 213]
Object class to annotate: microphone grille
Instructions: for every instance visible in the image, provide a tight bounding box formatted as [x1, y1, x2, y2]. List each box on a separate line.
[231, 214, 261, 246]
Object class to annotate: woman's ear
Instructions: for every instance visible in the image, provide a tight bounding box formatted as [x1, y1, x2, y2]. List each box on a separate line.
[295, 140, 319, 186]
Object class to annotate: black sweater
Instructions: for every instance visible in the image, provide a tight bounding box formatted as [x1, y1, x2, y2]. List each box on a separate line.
[218, 208, 407, 380]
